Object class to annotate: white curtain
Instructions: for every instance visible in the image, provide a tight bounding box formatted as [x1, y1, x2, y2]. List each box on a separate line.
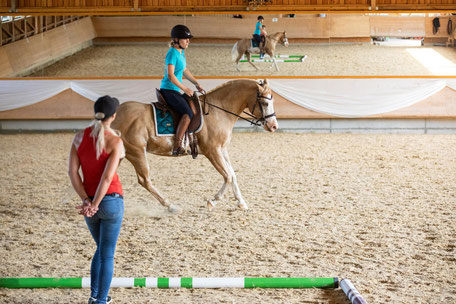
[269, 79, 447, 118]
[446, 79, 456, 91]
[0, 78, 454, 117]
[0, 80, 71, 111]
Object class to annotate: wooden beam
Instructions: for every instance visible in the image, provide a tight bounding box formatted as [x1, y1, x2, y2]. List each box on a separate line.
[35, 16, 39, 35]
[23, 18, 26, 38]
[371, 0, 377, 10]
[0, 19, 2, 47]
[10, 0, 16, 13]
[11, 17, 15, 42]
[134, 0, 139, 11]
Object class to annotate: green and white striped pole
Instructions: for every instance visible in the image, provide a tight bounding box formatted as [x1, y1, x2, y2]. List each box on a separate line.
[240, 58, 305, 63]
[240, 55, 307, 63]
[0, 277, 338, 289]
[250, 55, 306, 58]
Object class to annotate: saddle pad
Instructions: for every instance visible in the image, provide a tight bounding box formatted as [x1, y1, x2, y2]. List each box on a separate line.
[151, 100, 204, 137]
[152, 105, 175, 135]
[251, 39, 260, 48]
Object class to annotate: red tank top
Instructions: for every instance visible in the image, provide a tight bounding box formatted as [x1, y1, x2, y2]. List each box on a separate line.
[77, 127, 123, 197]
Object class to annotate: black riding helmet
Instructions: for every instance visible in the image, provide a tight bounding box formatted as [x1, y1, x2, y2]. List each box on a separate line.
[257, 16, 264, 21]
[171, 25, 193, 39]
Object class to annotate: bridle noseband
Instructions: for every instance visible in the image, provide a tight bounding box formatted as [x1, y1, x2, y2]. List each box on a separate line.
[249, 90, 276, 126]
[201, 87, 276, 127]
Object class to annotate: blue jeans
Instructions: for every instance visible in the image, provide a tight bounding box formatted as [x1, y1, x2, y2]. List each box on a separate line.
[85, 195, 124, 304]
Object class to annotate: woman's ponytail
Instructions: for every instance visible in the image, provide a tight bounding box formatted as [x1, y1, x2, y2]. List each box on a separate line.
[90, 119, 105, 160]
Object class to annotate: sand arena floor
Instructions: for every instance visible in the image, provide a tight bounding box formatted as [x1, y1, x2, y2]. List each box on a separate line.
[28, 43, 456, 77]
[0, 132, 455, 303]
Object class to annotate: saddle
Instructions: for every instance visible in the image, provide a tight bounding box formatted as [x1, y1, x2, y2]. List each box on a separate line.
[251, 38, 260, 48]
[154, 89, 202, 159]
[251, 35, 266, 49]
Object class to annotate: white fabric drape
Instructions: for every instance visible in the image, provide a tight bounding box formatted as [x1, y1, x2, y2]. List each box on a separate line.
[0, 78, 454, 117]
[269, 79, 447, 118]
[446, 79, 456, 91]
[0, 80, 71, 111]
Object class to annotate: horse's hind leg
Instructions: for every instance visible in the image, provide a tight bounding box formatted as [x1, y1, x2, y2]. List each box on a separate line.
[205, 149, 230, 209]
[125, 143, 179, 213]
[235, 53, 243, 72]
[246, 53, 259, 71]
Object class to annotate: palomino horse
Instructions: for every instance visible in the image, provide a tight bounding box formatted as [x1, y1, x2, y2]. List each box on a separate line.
[112, 79, 278, 212]
[231, 31, 289, 72]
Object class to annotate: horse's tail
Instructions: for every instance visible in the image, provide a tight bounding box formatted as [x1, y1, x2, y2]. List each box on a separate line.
[231, 42, 239, 62]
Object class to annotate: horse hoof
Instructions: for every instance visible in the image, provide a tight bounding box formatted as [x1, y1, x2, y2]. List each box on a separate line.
[237, 202, 248, 210]
[167, 204, 180, 213]
[207, 200, 216, 209]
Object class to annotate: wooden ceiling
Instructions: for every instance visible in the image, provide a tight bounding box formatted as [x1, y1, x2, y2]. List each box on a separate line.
[1, 0, 455, 15]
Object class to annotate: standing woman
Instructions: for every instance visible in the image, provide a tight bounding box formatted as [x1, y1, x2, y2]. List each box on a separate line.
[160, 24, 204, 155]
[69, 95, 125, 304]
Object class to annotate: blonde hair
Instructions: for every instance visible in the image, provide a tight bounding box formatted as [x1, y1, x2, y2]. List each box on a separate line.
[89, 119, 120, 160]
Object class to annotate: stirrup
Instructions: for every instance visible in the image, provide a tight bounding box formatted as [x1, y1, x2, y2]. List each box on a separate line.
[172, 147, 186, 156]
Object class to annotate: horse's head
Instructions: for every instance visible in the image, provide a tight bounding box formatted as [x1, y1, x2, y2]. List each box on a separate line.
[248, 79, 279, 132]
[281, 31, 289, 47]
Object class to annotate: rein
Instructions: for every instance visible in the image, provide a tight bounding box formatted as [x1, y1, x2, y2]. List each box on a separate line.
[200, 88, 275, 127]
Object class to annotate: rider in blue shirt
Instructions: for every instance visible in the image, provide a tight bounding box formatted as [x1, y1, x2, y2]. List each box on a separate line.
[160, 25, 204, 155]
[253, 16, 265, 59]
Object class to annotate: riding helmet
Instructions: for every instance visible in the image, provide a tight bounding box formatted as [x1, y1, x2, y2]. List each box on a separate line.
[171, 25, 193, 39]
[257, 16, 264, 21]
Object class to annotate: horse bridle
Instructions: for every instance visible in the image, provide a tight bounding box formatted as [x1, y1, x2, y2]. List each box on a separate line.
[269, 33, 288, 46]
[201, 87, 275, 127]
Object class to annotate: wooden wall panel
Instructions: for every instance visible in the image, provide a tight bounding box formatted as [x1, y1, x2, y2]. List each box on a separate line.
[0, 47, 14, 76]
[425, 15, 451, 38]
[0, 17, 96, 76]
[370, 16, 425, 37]
[330, 14, 370, 37]
[93, 14, 373, 39]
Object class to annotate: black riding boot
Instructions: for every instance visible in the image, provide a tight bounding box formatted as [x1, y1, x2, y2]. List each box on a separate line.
[173, 114, 191, 155]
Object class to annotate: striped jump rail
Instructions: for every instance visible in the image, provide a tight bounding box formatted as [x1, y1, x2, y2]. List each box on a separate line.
[0, 277, 338, 289]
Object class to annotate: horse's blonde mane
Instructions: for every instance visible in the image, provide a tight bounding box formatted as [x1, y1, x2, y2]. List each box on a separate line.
[206, 79, 258, 95]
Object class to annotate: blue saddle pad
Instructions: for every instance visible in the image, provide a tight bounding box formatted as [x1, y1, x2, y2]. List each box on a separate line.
[251, 39, 260, 48]
[155, 107, 175, 135]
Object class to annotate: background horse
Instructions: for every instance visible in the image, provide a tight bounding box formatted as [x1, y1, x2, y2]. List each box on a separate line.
[112, 79, 278, 212]
[231, 31, 289, 72]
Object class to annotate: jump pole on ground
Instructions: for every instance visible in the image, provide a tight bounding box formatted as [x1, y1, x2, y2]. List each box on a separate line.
[250, 54, 306, 58]
[240, 56, 307, 63]
[0, 277, 338, 289]
[340, 279, 368, 304]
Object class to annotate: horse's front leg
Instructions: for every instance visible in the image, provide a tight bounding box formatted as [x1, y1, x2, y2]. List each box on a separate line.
[246, 53, 259, 71]
[222, 148, 247, 209]
[206, 148, 246, 210]
[269, 55, 279, 71]
[125, 143, 179, 213]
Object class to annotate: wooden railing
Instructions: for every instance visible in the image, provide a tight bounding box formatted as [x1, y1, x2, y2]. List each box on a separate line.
[1, 0, 455, 14]
[1, 16, 86, 46]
